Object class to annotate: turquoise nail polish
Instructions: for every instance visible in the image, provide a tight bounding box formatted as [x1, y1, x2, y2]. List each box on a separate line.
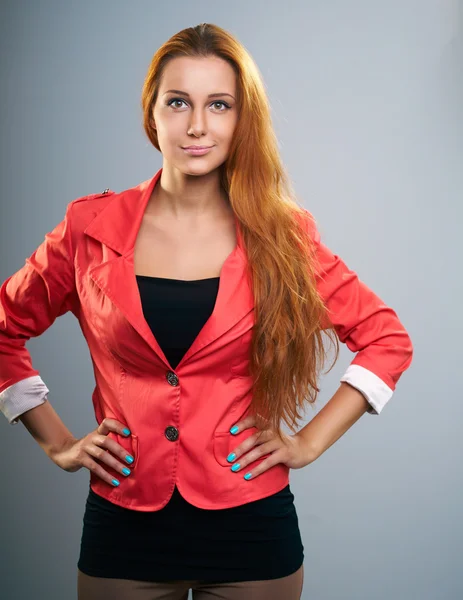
[227, 453, 236, 463]
[230, 425, 239, 435]
[244, 473, 252, 480]
[112, 479, 120, 486]
[122, 428, 131, 436]
[231, 463, 240, 472]
[125, 455, 134, 464]
[122, 467, 131, 476]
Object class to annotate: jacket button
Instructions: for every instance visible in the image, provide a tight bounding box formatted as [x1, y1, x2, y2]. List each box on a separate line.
[165, 426, 179, 441]
[166, 371, 179, 386]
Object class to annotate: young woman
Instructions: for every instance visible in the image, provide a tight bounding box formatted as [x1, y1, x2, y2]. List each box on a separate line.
[0, 23, 413, 600]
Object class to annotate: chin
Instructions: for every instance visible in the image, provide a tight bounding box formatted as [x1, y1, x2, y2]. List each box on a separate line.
[179, 160, 222, 177]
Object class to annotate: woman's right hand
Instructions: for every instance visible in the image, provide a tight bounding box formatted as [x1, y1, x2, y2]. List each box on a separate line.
[50, 418, 135, 487]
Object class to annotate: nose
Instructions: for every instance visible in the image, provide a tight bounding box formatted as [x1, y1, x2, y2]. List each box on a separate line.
[187, 108, 207, 137]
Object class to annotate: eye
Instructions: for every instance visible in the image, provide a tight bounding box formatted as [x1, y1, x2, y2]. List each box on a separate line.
[211, 101, 231, 111]
[167, 98, 231, 111]
[167, 98, 188, 109]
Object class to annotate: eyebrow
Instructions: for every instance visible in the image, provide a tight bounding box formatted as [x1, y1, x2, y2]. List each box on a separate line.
[163, 89, 236, 100]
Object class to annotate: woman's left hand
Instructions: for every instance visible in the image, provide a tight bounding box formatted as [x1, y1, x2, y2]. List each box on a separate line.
[227, 414, 315, 480]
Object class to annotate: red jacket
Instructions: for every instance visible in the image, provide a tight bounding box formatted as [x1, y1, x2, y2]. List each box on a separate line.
[0, 167, 413, 510]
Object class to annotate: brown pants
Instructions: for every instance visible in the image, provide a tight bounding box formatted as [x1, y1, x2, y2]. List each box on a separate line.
[77, 564, 304, 599]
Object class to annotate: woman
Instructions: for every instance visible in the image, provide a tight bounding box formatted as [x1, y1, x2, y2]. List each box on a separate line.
[0, 23, 413, 600]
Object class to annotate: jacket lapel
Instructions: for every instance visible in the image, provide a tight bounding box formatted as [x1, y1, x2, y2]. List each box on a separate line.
[83, 167, 254, 370]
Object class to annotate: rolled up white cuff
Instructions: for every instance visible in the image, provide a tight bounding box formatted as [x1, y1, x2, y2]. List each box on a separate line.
[0, 375, 49, 425]
[340, 364, 393, 415]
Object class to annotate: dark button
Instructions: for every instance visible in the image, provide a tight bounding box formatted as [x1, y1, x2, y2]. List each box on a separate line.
[166, 371, 179, 386]
[165, 426, 179, 441]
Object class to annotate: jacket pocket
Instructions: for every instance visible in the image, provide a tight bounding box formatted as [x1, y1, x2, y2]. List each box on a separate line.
[213, 428, 273, 470]
[213, 431, 234, 467]
[107, 431, 139, 470]
[213, 419, 259, 468]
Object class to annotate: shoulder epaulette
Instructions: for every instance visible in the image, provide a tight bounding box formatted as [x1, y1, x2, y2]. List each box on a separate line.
[73, 188, 116, 203]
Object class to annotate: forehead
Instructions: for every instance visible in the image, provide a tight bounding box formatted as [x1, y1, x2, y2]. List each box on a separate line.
[159, 56, 237, 95]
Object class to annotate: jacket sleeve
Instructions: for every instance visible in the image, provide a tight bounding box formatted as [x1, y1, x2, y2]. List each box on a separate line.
[304, 209, 414, 414]
[0, 376, 50, 425]
[0, 201, 77, 424]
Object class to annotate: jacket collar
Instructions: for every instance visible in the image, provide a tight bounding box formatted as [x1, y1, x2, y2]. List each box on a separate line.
[84, 167, 245, 257]
[83, 167, 253, 370]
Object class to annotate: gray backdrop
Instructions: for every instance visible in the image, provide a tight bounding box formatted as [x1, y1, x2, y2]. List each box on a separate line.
[1, 1, 461, 599]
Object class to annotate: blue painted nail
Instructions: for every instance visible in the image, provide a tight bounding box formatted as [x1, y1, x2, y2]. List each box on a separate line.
[122, 428, 131, 436]
[122, 467, 131, 476]
[125, 455, 134, 464]
[244, 473, 252, 480]
[112, 479, 120, 486]
[227, 453, 236, 463]
[230, 426, 239, 435]
[231, 463, 241, 472]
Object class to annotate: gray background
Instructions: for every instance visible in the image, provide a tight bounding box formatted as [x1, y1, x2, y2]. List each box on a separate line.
[0, 1, 461, 599]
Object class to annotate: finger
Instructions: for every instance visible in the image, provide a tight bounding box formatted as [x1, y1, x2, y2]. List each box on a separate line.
[231, 412, 273, 436]
[237, 448, 283, 481]
[230, 414, 257, 434]
[229, 428, 273, 460]
[80, 452, 123, 487]
[87, 436, 132, 479]
[229, 437, 281, 471]
[97, 418, 131, 438]
[103, 435, 136, 468]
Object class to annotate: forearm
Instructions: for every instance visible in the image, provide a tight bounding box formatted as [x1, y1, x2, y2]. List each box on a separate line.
[298, 382, 371, 460]
[18, 399, 77, 458]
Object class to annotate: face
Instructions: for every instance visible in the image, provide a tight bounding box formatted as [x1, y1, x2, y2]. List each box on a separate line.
[152, 56, 239, 176]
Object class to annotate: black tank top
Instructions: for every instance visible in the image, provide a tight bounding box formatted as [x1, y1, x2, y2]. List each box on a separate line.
[77, 275, 304, 583]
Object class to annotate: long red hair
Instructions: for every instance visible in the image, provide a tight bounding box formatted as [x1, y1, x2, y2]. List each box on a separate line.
[141, 23, 339, 443]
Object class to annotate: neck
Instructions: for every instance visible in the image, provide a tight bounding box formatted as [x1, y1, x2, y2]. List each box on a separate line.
[150, 162, 230, 219]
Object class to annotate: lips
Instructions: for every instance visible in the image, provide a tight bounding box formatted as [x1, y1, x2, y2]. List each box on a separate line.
[182, 145, 214, 156]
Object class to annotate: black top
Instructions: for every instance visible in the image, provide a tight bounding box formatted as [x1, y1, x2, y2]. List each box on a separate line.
[77, 275, 304, 583]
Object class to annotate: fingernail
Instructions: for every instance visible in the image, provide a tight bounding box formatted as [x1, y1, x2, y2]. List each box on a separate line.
[112, 479, 120, 486]
[125, 455, 134, 464]
[122, 467, 131, 476]
[231, 463, 241, 472]
[122, 428, 131, 436]
[244, 473, 252, 480]
[230, 426, 239, 435]
[227, 453, 236, 462]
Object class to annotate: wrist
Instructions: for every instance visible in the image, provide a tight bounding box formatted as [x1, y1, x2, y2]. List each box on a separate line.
[296, 431, 319, 464]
